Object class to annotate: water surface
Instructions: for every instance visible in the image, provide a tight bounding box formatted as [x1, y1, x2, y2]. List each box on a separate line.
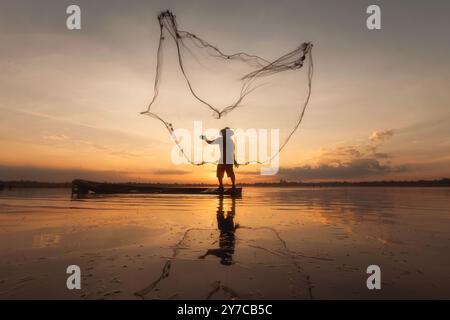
[0, 187, 449, 299]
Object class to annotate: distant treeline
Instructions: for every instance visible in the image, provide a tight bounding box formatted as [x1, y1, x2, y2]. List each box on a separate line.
[0, 181, 71, 189]
[242, 178, 450, 187]
[1, 178, 450, 189]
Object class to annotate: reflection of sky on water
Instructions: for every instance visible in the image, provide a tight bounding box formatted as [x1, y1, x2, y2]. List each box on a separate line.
[32, 233, 61, 248]
[1, 187, 450, 299]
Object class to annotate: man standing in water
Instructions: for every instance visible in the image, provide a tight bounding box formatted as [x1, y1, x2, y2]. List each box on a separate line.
[201, 127, 239, 191]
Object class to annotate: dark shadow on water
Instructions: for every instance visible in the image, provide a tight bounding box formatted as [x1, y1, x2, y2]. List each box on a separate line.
[135, 195, 241, 298]
[198, 196, 238, 266]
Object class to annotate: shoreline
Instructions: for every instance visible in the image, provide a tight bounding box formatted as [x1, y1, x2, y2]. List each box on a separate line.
[1, 178, 450, 189]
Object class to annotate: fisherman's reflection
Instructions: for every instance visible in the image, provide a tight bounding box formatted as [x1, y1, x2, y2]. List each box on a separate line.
[198, 196, 239, 266]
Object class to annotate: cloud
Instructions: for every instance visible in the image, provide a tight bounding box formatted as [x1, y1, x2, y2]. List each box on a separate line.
[0, 165, 191, 182]
[318, 129, 395, 165]
[279, 158, 408, 180]
[77, 140, 142, 158]
[366, 130, 395, 155]
[320, 146, 362, 165]
[42, 134, 143, 158]
[153, 169, 190, 175]
[278, 129, 402, 180]
[373, 153, 391, 159]
[369, 130, 394, 142]
[0, 165, 131, 182]
[43, 134, 69, 141]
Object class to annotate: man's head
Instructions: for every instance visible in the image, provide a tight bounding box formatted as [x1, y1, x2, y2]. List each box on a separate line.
[220, 127, 234, 137]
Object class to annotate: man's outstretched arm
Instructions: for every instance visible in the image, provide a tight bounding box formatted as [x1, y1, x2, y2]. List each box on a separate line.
[200, 135, 216, 144]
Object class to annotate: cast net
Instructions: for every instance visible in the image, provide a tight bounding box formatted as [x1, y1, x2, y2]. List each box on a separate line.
[141, 10, 313, 166]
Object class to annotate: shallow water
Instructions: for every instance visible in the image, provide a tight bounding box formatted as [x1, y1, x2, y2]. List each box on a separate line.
[0, 187, 449, 299]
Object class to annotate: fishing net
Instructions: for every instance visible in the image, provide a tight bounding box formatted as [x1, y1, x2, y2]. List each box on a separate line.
[141, 10, 313, 166]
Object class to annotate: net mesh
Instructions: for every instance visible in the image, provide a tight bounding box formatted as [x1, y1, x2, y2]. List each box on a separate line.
[141, 10, 314, 165]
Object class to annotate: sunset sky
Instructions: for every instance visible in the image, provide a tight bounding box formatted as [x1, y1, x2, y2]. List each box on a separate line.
[1, 0, 450, 183]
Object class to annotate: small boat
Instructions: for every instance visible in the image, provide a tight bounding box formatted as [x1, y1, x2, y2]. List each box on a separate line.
[71, 179, 242, 197]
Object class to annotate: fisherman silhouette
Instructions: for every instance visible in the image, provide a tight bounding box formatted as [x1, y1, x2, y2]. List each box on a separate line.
[201, 127, 239, 192]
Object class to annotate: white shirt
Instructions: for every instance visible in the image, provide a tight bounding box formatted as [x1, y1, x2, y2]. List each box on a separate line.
[211, 136, 235, 164]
